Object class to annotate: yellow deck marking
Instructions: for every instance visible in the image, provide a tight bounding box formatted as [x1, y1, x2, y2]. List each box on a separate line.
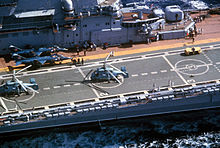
[84, 38, 220, 60]
[1, 38, 220, 72]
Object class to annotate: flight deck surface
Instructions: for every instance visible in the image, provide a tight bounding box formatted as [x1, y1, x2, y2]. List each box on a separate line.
[1, 42, 220, 113]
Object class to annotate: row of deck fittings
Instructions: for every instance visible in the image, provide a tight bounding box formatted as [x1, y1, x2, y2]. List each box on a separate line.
[1, 80, 220, 126]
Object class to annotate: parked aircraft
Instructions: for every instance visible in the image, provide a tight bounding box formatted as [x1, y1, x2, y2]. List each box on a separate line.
[85, 51, 129, 84]
[13, 53, 71, 68]
[10, 45, 68, 58]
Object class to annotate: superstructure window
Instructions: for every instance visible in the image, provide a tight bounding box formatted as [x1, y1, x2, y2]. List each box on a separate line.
[23, 32, 29, 36]
[0, 34, 8, 38]
[83, 24, 87, 27]
[12, 33, 18, 37]
[105, 22, 110, 25]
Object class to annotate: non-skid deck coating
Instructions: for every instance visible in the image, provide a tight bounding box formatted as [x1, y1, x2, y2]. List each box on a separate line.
[0, 42, 220, 113]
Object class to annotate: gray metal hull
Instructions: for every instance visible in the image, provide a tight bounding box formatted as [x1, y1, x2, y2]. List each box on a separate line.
[1, 93, 220, 134]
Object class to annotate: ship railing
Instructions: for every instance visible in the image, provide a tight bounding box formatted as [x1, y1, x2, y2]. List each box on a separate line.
[2, 80, 220, 126]
[150, 94, 175, 102]
[1, 20, 52, 31]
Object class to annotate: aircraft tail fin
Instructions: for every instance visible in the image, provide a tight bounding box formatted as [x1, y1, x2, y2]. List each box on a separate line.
[12, 54, 26, 61]
[9, 45, 23, 52]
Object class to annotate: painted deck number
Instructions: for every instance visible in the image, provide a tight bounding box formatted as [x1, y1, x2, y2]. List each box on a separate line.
[187, 79, 195, 83]
[100, 93, 108, 97]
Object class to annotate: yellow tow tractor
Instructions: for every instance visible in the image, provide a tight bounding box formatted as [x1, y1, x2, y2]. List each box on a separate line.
[184, 47, 202, 56]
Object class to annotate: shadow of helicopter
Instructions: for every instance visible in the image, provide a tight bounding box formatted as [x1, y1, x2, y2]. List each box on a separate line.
[65, 73, 109, 95]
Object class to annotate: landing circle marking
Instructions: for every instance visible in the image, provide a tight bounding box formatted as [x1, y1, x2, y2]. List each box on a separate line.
[175, 59, 209, 76]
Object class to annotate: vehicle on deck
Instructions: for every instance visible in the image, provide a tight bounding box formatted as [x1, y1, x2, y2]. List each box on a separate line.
[184, 47, 202, 55]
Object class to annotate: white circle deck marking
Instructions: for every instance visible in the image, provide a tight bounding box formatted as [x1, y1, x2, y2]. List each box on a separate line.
[175, 59, 209, 76]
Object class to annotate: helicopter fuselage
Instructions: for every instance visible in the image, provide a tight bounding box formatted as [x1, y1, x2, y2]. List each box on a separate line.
[90, 66, 128, 81]
[0, 78, 38, 96]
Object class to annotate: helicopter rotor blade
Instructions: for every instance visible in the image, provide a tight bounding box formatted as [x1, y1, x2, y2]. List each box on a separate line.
[15, 65, 32, 75]
[25, 85, 39, 93]
[84, 69, 93, 81]
[106, 69, 121, 84]
[14, 77, 28, 92]
[107, 64, 126, 76]
[0, 97, 8, 112]
[84, 82, 109, 94]
[104, 51, 113, 63]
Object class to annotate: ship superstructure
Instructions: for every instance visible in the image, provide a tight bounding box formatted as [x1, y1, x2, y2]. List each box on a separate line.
[0, 0, 166, 55]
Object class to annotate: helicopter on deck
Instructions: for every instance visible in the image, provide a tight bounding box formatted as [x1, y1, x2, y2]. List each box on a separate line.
[87, 51, 129, 84]
[0, 65, 39, 96]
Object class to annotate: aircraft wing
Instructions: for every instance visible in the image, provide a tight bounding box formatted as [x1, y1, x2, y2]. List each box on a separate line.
[16, 61, 23, 66]
[38, 60, 47, 65]
[35, 51, 43, 56]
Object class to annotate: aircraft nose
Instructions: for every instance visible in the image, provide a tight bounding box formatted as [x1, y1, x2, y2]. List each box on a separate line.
[59, 48, 68, 51]
[64, 57, 71, 60]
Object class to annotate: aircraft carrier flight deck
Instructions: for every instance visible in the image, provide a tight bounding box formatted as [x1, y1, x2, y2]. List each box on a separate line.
[1, 42, 220, 114]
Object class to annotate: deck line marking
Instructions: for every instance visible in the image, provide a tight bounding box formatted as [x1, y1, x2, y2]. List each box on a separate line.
[151, 72, 158, 75]
[202, 52, 213, 64]
[160, 70, 167, 73]
[0, 97, 8, 112]
[216, 62, 220, 65]
[78, 68, 100, 98]
[213, 65, 220, 72]
[74, 83, 81, 86]
[131, 74, 138, 77]
[163, 56, 188, 84]
[64, 84, 71, 87]
[141, 73, 148, 76]
[54, 86, 61, 89]
[43, 87, 50, 90]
